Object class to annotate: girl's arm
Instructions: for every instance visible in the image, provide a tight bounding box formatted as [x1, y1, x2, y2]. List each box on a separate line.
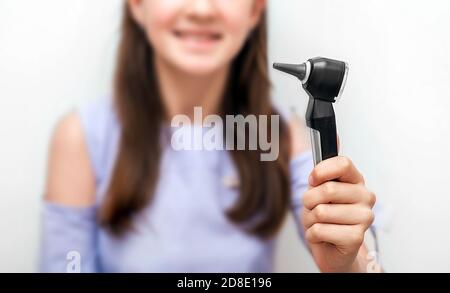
[41, 112, 98, 273]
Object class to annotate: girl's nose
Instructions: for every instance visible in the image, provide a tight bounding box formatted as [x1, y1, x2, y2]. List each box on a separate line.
[185, 0, 217, 21]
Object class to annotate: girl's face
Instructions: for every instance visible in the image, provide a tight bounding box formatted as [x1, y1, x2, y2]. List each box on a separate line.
[128, 0, 266, 75]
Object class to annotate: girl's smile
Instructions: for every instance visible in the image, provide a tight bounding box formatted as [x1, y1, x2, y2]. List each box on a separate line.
[172, 27, 224, 53]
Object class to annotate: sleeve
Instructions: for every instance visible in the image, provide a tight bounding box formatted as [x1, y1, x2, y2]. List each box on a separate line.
[39, 203, 99, 273]
[289, 151, 315, 241]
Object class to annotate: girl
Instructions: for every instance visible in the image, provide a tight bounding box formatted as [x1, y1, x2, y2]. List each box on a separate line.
[42, 0, 377, 273]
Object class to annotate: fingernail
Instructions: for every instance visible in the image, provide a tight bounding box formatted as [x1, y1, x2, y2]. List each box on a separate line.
[308, 174, 313, 186]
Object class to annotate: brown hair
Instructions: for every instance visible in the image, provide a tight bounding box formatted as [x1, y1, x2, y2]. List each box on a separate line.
[100, 5, 292, 239]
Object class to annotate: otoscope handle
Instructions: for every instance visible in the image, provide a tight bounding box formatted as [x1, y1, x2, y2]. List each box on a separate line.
[306, 98, 339, 166]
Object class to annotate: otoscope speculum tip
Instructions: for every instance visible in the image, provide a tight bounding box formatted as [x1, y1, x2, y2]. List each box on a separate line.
[273, 62, 308, 83]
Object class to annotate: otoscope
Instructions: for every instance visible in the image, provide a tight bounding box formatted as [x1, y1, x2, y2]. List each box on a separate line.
[273, 57, 349, 165]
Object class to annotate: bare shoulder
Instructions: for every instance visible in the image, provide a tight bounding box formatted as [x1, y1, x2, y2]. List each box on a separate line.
[45, 111, 96, 207]
[287, 114, 311, 159]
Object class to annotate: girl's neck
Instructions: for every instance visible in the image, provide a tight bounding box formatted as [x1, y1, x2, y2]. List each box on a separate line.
[155, 55, 230, 123]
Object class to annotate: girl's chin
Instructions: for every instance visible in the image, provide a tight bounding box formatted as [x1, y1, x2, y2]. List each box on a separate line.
[173, 59, 227, 76]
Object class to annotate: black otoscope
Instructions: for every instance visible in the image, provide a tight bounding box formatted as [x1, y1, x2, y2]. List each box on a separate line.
[273, 57, 349, 165]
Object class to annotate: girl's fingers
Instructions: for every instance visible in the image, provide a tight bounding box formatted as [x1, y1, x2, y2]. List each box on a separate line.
[302, 204, 375, 229]
[309, 156, 365, 186]
[305, 223, 365, 248]
[302, 181, 376, 210]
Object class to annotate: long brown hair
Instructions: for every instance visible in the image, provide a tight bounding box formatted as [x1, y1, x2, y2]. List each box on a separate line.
[100, 5, 292, 239]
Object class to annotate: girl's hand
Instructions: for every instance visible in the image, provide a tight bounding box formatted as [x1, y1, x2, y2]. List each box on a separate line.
[301, 156, 376, 273]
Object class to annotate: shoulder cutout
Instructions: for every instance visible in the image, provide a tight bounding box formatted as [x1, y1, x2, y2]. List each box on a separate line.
[44, 112, 96, 207]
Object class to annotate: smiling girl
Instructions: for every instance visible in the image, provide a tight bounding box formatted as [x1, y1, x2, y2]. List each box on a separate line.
[42, 0, 377, 273]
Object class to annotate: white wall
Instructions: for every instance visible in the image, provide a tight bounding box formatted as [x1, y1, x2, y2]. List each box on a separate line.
[0, 0, 449, 272]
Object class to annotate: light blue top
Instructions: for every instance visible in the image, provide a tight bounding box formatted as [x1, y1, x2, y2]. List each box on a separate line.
[40, 97, 314, 273]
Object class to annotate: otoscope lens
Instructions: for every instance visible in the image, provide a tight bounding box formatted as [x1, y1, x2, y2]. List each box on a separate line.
[336, 62, 349, 102]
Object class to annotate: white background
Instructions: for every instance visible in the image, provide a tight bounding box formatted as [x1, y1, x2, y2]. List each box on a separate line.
[0, 0, 449, 272]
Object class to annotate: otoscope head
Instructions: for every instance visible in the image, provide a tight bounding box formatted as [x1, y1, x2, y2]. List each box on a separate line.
[273, 57, 348, 103]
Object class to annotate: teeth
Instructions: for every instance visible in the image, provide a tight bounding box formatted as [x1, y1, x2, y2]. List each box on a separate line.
[187, 34, 211, 40]
[175, 31, 220, 41]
